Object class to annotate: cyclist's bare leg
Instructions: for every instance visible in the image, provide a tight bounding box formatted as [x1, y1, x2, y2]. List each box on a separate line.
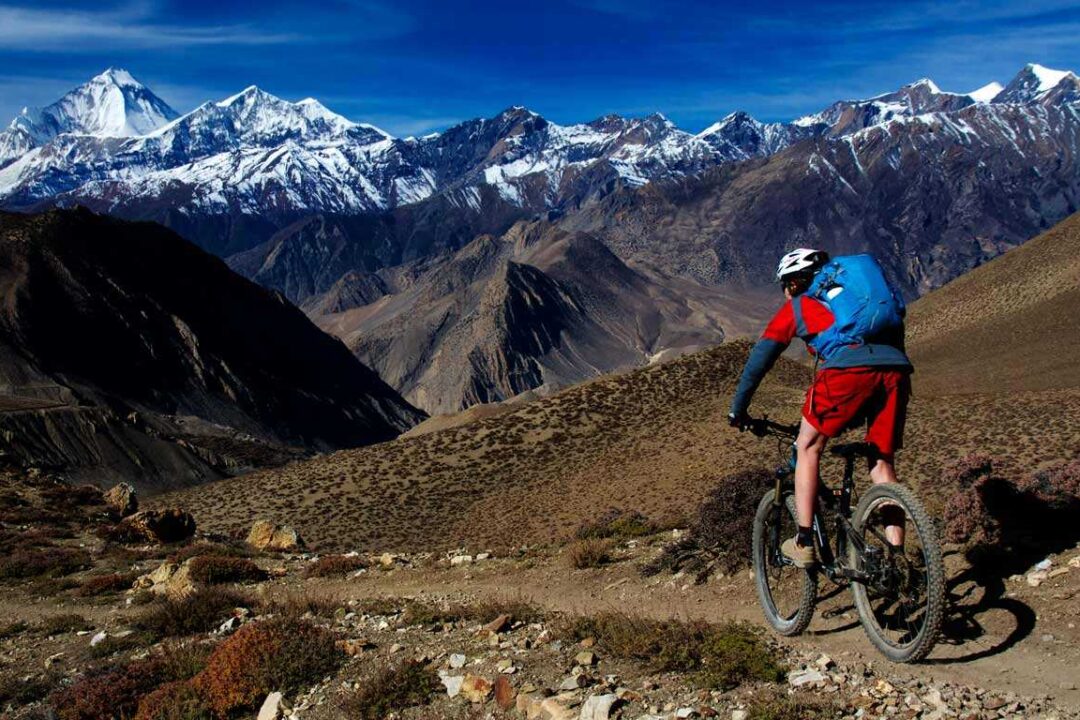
[795, 417, 828, 531]
[869, 458, 905, 546]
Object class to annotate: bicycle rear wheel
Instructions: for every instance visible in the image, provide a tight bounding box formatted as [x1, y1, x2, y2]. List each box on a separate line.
[752, 489, 817, 636]
[849, 482, 945, 663]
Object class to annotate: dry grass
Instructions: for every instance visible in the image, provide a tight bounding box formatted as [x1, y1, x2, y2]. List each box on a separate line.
[566, 538, 613, 569]
[185, 555, 267, 585]
[558, 612, 784, 690]
[304, 554, 366, 578]
[76, 571, 139, 597]
[338, 660, 441, 719]
[135, 587, 250, 640]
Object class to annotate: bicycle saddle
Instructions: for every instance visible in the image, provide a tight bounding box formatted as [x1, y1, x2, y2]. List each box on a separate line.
[829, 442, 878, 459]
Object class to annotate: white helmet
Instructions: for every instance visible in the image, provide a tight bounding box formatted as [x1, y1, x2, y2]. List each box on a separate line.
[776, 248, 829, 281]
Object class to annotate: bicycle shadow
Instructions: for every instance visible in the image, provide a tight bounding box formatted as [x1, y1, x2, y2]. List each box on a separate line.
[804, 551, 1037, 662]
[921, 556, 1037, 665]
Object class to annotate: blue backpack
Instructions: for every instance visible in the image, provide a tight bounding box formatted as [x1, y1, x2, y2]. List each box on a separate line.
[803, 254, 905, 360]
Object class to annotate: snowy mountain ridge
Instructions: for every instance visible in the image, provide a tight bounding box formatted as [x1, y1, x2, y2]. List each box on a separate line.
[0, 64, 1077, 257]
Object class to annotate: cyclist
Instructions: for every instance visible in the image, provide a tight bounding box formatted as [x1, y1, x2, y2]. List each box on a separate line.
[728, 248, 912, 568]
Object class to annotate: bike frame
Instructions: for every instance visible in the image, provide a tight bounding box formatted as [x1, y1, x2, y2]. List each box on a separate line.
[770, 439, 872, 586]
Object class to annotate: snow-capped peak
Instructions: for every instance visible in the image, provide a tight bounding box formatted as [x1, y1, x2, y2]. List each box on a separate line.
[1028, 64, 1072, 93]
[911, 78, 941, 93]
[4, 67, 177, 146]
[967, 82, 1003, 103]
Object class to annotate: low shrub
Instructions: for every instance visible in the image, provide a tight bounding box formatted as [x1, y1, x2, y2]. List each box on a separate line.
[77, 572, 138, 597]
[567, 538, 612, 569]
[95, 522, 149, 544]
[575, 509, 657, 540]
[394, 596, 544, 627]
[304, 554, 366, 578]
[643, 468, 770, 581]
[41, 483, 104, 507]
[745, 694, 840, 720]
[39, 613, 91, 636]
[135, 587, 250, 640]
[51, 659, 163, 720]
[0, 546, 91, 579]
[133, 681, 212, 720]
[196, 618, 342, 716]
[259, 590, 342, 619]
[0, 670, 61, 707]
[339, 660, 441, 719]
[942, 456, 1080, 575]
[559, 612, 783, 689]
[0, 619, 30, 639]
[186, 556, 267, 585]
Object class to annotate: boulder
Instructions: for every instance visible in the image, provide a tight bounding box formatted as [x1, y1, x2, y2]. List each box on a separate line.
[132, 560, 196, 598]
[104, 482, 138, 517]
[246, 519, 304, 551]
[119, 509, 195, 544]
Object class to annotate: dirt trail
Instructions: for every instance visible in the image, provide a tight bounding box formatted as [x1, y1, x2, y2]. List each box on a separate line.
[308, 548, 1080, 709]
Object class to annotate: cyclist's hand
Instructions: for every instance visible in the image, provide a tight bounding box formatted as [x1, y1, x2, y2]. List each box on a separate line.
[728, 410, 751, 432]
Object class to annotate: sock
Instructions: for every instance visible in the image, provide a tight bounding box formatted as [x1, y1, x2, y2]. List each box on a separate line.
[796, 526, 813, 548]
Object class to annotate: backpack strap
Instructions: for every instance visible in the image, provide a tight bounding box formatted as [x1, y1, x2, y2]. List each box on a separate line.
[791, 297, 809, 339]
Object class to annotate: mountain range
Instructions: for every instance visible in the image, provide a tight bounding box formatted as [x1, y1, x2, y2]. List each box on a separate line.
[2, 64, 1079, 414]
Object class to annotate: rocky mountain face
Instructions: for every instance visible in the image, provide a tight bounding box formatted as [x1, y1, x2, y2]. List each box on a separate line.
[314, 221, 773, 414]
[0, 209, 423, 489]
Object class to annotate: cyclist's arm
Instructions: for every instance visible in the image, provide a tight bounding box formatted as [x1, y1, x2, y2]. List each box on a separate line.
[729, 301, 796, 417]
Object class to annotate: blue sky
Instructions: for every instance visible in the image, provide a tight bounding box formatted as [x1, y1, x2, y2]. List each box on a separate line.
[1, 0, 1079, 136]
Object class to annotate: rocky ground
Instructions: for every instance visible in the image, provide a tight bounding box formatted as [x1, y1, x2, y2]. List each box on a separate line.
[1, 469, 1078, 720]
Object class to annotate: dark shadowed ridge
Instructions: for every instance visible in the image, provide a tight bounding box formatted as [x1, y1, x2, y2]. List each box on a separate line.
[0, 208, 424, 491]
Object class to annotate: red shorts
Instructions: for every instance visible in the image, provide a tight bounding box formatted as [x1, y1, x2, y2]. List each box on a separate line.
[802, 368, 911, 461]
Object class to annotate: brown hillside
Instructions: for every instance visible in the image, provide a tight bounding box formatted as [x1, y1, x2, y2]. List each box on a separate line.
[907, 211, 1080, 393]
[160, 340, 1080, 552]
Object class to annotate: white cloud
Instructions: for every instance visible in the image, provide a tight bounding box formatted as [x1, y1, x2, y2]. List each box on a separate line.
[0, 2, 305, 50]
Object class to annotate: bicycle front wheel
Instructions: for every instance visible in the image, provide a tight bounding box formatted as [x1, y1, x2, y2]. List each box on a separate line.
[752, 489, 817, 636]
[849, 482, 945, 663]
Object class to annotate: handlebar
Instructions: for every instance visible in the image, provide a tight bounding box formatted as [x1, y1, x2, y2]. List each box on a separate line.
[743, 416, 799, 440]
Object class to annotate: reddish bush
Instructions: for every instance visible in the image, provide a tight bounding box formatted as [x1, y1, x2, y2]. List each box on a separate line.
[186, 556, 267, 585]
[0, 546, 91, 579]
[304, 554, 366, 578]
[52, 658, 164, 720]
[133, 680, 212, 720]
[77, 572, 138, 597]
[196, 618, 341, 716]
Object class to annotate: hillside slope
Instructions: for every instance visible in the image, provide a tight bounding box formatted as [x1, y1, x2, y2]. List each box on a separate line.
[907, 211, 1080, 393]
[0, 209, 423, 489]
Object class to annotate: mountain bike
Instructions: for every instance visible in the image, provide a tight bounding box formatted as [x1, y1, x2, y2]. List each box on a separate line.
[744, 416, 944, 663]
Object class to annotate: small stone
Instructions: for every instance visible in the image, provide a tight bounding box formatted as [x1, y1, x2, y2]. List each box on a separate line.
[461, 674, 493, 703]
[1068, 555, 1080, 569]
[337, 638, 375, 656]
[789, 669, 827, 687]
[218, 616, 241, 634]
[476, 552, 491, 561]
[676, 709, 699, 719]
[580, 636, 596, 648]
[440, 672, 464, 698]
[484, 614, 512, 635]
[561, 674, 590, 690]
[1026, 572, 1048, 587]
[575, 650, 598, 666]
[1048, 567, 1069, 579]
[494, 675, 516, 709]
[580, 693, 620, 720]
[731, 711, 749, 720]
[815, 654, 835, 670]
[1035, 558, 1053, 571]
[389, 643, 403, 653]
[89, 630, 107, 647]
[449, 653, 467, 668]
[257, 692, 284, 720]
[451, 554, 474, 566]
